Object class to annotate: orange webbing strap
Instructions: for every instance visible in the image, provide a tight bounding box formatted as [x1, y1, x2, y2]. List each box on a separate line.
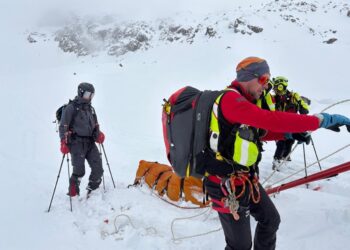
[155, 171, 174, 195]
[144, 163, 172, 188]
[166, 173, 182, 202]
[226, 173, 261, 204]
[133, 160, 157, 185]
[248, 176, 261, 204]
[209, 173, 261, 214]
[183, 176, 210, 207]
[132, 160, 208, 207]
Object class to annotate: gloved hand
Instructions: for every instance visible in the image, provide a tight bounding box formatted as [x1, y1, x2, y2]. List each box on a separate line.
[317, 113, 350, 132]
[285, 132, 311, 145]
[60, 140, 70, 154]
[95, 131, 105, 144]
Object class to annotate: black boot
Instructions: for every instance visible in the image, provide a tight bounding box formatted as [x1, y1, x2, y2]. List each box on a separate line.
[86, 178, 102, 192]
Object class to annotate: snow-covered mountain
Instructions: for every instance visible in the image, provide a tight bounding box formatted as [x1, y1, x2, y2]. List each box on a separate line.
[28, 0, 350, 58]
[1, 0, 350, 249]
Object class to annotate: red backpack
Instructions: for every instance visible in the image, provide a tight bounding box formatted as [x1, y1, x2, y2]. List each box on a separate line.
[162, 86, 223, 177]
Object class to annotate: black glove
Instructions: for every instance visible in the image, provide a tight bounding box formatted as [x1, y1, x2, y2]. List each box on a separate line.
[327, 124, 350, 132]
[285, 132, 311, 145]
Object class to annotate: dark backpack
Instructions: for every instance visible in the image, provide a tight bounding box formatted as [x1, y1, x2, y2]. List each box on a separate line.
[55, 100, 97, 125]
[55, 100, 77, 124]
[162, 86, 223, 178]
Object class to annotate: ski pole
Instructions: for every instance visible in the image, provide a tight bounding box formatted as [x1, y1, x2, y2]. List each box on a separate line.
[101, 143, 116, 188]
[48, 154, 66, 213]
[310, 137, 322, 171]
[302, 143, 309, 188]
[67, 154, 73, 212]
[98, 144, 106, 191]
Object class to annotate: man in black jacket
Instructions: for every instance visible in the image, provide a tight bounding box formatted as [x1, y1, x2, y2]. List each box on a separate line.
[59, 82, 105, 196]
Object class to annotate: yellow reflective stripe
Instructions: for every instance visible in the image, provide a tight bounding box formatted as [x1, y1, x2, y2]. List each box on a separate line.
[209, 94, 225, 152]
[233, 136, 242, 164]
[292, 92, 309, 111]
[247, 142, 259, 166]
[186, 163, 190, 177]
[257, 93, 275, 111]
[210, 99, 220, 132]
[210, 88, 239, 132]
[209, 88, 261, 168]
[256, 99, 262, 108]
[265, 93, 275, 111]
[233, 132, 259, 167]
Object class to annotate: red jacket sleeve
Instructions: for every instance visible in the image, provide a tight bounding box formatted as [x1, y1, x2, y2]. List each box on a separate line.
[220, 91, 320, 135]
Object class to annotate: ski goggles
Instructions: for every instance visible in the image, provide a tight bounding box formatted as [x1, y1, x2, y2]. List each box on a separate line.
[273, 78, 288, 86]
[273, 81, 288, 95]
[242, 68, 270, 86]
[257, 74, 270, 86]
[83, 91, 95, 99]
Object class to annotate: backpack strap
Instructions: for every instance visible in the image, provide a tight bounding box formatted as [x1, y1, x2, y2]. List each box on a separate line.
[90, 106, 98, 124]
[68, 100, 80, 129]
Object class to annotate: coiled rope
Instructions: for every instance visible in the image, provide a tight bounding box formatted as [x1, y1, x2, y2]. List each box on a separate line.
[171, 207, 222, 243]
[101, 214, 157, 239]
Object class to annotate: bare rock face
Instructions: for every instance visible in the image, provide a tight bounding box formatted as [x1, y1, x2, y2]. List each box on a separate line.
[347, 10, 350, 17]
[27, 34, 37, 43]
[228, 18, 263, 35]
[53, 21, 153, 57]
[55, 26, 91, 56]
[27, 32, 47, 43]
[247, 25, 263, 33]
[205, 26, 217, 37]
[323, 38, 337, 44]
[159, 23, 198, 44]
[229, 18, 246, 34]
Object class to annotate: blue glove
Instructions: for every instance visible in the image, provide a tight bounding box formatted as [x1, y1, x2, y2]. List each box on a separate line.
[318, 113, 350, 132]
[285, 132, 311, 144]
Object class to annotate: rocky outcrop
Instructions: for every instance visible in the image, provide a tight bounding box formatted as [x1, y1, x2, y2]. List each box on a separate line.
[227, 18, 264, 35]
[27, 0, 349, 56]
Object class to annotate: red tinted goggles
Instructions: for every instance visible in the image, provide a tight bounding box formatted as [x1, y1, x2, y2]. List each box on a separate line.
[257, 75, 270, 86]
[242, 69, 270, 86]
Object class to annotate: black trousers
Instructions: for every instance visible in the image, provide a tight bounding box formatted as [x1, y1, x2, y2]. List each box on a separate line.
[274, 139, 295, 160]
[217, 183, 280, 250]
[69, 137, 103, 187]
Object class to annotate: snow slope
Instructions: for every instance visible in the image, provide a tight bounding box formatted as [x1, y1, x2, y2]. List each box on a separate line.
[1, 0, 350, 249]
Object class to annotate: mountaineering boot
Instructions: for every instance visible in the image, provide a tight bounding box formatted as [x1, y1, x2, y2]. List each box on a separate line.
[67, 175, 81, 197]
[284, 156, 292, 161]
[272, 158, 281, 171]
[86, 178, 102, 197]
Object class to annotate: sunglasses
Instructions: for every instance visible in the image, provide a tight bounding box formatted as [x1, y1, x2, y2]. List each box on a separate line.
[83, 91, 95, 99]
[273, 78, 288, 86]
[257, 75, 270, 86]
[242, 69, 270, 86]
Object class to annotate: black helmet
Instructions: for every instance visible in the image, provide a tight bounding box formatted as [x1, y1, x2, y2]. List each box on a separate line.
[77, 82, 95, 97]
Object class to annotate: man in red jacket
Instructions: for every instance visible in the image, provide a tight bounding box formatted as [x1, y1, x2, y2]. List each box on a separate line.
[203, 57, 350, 250]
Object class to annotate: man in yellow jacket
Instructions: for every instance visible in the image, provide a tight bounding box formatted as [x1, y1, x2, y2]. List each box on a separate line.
[272, 76, 310, 169]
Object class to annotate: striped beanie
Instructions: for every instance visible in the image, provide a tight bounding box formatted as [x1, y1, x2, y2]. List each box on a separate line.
[236, 57, 270, 82]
